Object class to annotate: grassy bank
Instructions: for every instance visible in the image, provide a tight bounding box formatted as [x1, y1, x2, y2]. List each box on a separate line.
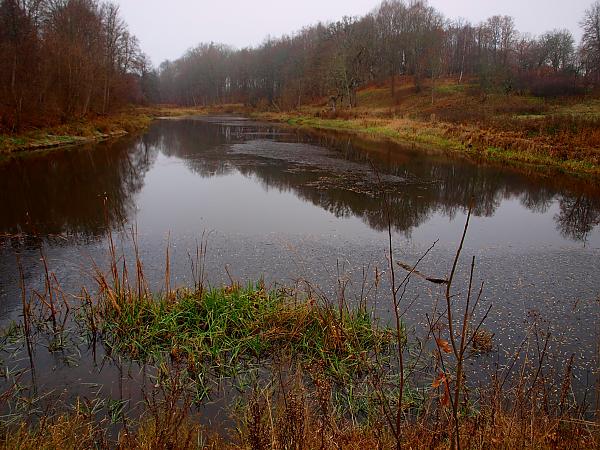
[0, 104, 248, 158]
[252, 79, 600, 178]
[0, 111, 153, 156]
[255, 113, 600, 178]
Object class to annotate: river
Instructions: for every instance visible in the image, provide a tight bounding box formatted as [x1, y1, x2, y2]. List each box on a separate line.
[0, 116, 599, 419]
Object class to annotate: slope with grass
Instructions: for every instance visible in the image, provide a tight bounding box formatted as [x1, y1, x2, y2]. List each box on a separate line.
[0, 104, 248, 159]
[256, 78, 600, 178]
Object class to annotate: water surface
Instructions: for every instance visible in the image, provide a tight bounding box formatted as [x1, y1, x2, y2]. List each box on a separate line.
[0, 116, 599, 412]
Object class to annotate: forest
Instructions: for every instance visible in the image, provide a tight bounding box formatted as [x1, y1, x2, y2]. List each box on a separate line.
[2, 0, 600, 131]
[157, 1, 600, 109]
[0, 0, 156, 131]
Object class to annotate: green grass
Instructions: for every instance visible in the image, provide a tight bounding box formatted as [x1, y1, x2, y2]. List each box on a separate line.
[285, 116, 465, 154]
[99, 282, 392, 380]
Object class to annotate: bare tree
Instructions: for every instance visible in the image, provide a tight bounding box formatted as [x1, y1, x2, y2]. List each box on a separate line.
[580, 0, 600, 82]
[0, 0, 146, 131]
[540, 29, 575, 71]
[374, 0, 408, 95]
[0, 0, 38, 129]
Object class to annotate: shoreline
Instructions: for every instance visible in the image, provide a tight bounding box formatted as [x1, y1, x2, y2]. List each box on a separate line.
[0, 106, 214, 160]
[3, 104, 600, 181]
[252, 112, 600, 180]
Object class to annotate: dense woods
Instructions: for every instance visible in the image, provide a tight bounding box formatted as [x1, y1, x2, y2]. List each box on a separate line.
[0, 0, 157, 131]
[157, 0, 600, 108]
[2, 0, 600, 130]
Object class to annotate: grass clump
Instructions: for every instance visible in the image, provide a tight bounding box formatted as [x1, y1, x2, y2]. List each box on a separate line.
[98, 282, 391, 379]
[1, 409, 105, 450]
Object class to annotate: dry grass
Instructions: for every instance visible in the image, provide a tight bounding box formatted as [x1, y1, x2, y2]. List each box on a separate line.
[0, 110, 153, 155]
[2, 413, 103, 450]
[258, 113, 600, 177]
[0, 103, 249, 156]
[471, 329, 494, 354]
[254, 77, 600, 178]
[2, 382, 597, 450]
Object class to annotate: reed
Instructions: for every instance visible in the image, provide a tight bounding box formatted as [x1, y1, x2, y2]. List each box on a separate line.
[0, 228, 598, 449]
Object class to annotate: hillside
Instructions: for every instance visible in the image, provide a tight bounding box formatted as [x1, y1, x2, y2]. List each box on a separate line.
[257, 77, 600, 178]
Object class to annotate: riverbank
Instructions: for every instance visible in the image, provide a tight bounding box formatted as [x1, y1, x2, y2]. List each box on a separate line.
[255, 114, 599, 177]
[250, 81, 600, 179]
[4, 81, 600, 179]
[0, 105, 246, 159]
[0, 112, 152, 157]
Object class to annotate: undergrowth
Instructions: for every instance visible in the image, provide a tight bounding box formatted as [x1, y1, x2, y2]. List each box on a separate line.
[0, 212, 598, 449]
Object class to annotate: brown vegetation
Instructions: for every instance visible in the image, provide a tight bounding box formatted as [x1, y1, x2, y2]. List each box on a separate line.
[0, 103, 254, 156]
[0, 0, 158, 133]
[252, 78, 600, 177]
[4, 383, 597, 449]
[1, 218, 598, 449]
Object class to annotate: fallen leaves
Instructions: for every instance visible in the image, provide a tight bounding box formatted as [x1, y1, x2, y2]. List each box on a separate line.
[432, 372, 446, 388]
[436, 338, 452, 353]
[432, 372, 451, 407]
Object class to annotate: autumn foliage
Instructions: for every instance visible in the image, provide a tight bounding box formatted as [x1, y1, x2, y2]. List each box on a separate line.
[0, 0, 156, 132]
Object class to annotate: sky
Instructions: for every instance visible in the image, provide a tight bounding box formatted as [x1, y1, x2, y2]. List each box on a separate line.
[114, 0, 593, 66]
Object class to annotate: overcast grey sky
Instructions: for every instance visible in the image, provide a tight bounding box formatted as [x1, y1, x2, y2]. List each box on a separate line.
[114, 0, 593, 66]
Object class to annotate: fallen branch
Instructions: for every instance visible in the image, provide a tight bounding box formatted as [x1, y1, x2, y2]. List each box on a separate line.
[396, 262, 448, 285]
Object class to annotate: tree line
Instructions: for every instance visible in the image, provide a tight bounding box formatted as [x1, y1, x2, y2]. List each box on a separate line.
[3, 0, 600, 131]
[0, 0, 157, 131]
[158, 0, 600, 108]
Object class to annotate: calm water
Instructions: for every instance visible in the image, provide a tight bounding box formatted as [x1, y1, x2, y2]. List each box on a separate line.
[0, 116, 599, 415]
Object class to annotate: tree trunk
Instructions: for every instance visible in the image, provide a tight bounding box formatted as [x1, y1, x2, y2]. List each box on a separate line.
[11, 51, 21, 130]
[102, 73, 110, 114]
[459, 41, 466, 84]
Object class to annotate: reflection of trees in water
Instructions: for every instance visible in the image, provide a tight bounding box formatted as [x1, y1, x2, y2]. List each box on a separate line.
[5, 119, 597, 242]
[287, 129, 600, 240]
[150, 119, 600, 241]
[240, 163, 503, 236]
[555, 196, 600, 241]
[520, 189, 554, 214]
[246, 126, 600, 238]
[146, 120, 283, 179]
[0, 136, 158, 238]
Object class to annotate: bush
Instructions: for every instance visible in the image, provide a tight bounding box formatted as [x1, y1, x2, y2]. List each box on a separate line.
[516, 70, 586, 98]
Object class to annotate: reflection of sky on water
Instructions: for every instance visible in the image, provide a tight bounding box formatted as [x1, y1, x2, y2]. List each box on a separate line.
[135, 153, 381, 239]
[2, 117, 599, 246]
[413, 198, 600, 250]
[135, 151, 600, 251]
[0, 117, 598, 401]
